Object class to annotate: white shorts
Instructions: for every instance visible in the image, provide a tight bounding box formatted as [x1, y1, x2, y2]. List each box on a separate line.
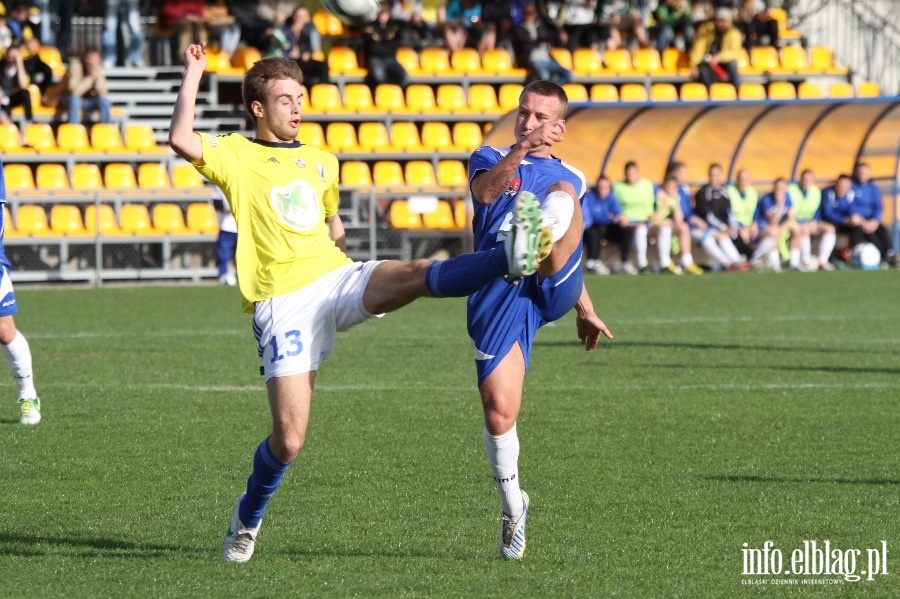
[0, 264, 18, 316]
[253, 261, 381, 380]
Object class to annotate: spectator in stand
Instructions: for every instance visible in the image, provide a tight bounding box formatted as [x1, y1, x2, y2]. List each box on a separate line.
[726, 168, 758, 254]
[363, 4, 409, 88]
[0, 15, 12, 56]
[61, 46, 112, 124]
[392, 0, 440, 48]
[282, 6, 329, 87]
[850, 162, 895, 266]
[694, 162, 753, 266]
[0, 43, 32, 124]
[102, 0, 144, 67]
[22, 37, 52, 95]
[734, 0, 778, 52]
[613, 161, 673, 274]
[600, 0, 649, 51]
[665, 162, 706, 275]
[441, 0, 495, 54]
[537, 0, 604, 54]
[204, 1, 242, 59]
[158, 0, 208, 60]
[5, 2, 36, 46]
[654, 0, 694, 53]
[788, 169, 834, 271]
[513, 2, 572, 84]
[582, 174, 631, 275]
[689, 7, 741, 88]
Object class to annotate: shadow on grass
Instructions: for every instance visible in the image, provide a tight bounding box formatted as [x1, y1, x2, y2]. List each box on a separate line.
[703, 474, 900, 486]
[0, 533, 208, 559]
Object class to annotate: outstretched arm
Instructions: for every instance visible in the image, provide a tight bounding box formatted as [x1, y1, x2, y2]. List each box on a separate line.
[169, 43, 208, 164]
[575, 284, 613, 351]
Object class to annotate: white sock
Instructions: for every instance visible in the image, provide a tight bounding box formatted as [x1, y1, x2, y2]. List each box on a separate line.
[3, 331, 36, 399]
[819, 232, 836, 264]
[633, 225, 648, 268]
[657, 226, 672, 268]
[800, 236, 811, 265]
[751, 236, 776, 261]
[720, 237, 743, 264]
[681, 251, 694, 267]
[540, 191, 574, 243]
[789, 248, 800, 268]
[483, 425, 523, 519]
[701, 236, 730, 266]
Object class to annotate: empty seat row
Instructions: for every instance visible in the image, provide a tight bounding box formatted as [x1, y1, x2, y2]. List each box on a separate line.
[388, 199, 467, 231]
[305, 82, 514, 115]
[589, 80, 884, 103]
[0, 122, 166, 155]
[300, 121, 482, 153]
[4, 202, 218, 238]
[340, 160, 467, 188]
[3, 162, 204, 192]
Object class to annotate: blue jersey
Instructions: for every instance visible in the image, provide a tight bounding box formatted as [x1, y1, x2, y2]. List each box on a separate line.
[755, 192, 793, 228]
[850, 181, 883, 221]
[678, 184, 693, 220]
[0, 159, 10, 268]
[582, 189, 623, 229]
[819, 187, 851, 225]
[466, 145, 587, 384]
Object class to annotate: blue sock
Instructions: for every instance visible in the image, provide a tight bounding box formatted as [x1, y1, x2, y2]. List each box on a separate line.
[238, 437, 291, 528]
[425, 247, 507, 298]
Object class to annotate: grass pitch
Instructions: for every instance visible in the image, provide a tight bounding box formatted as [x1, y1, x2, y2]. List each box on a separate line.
[1, 271, 898, 597]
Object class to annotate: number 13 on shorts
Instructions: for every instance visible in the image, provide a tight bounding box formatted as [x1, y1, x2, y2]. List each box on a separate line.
[268, 330, 303, 363]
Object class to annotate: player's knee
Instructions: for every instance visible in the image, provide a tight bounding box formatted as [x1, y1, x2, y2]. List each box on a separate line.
[270, 432, 305, 463]
[0, 316, 17, 345]
[548, 181, 576, 198]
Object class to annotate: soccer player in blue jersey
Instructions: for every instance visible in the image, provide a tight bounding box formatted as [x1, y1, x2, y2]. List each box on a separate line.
[467, 80, 612, 559]
[169, 43, 544, 563]
[752, 178, 795, 272]
[0, 158, 41, 424]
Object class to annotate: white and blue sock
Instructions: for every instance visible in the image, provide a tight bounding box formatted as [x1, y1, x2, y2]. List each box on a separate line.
[239, 437, 291, 528]
[483, 425, 523, 519]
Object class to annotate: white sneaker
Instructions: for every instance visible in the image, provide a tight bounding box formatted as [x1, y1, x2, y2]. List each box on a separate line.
[504, 192, 546, 279]
[819, 261, 835, 272]
[592, 260, 610, 275]
[18, 397, 41, 425]
[620, 262, 638, 275]
[499, 491, 529, 560]
[219, 272, 237, 286]
[223, 493, 261, 563]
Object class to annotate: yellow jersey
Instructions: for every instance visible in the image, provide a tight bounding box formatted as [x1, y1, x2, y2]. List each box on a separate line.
[194, 132, 352, 313]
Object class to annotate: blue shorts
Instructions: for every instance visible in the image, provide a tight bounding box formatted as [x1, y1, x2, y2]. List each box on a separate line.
[0, 264, 18, 316]
[467, 247, 583, 385]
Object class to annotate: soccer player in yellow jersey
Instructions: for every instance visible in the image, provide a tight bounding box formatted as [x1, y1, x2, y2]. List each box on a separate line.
[170, 43, 545, 563]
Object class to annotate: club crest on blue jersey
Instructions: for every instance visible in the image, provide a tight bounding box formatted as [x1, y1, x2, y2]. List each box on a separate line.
[504, 178, 522, 197]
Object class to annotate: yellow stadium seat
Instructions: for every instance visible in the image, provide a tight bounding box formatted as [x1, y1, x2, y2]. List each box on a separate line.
[562, 83, 588, 103]
[119, 203, 158, 235]
[857, 81, 880, 97]
[550, 47, 573, 70]
[750, 46, 779, 73]
[661, 48, 688, 74]
[709, 82, 737, 101]
[71, 163, 104, 190]
[186, 203, 218, 235]
[152, 203, 190, 235]
[16, 205, 54, 236]
[778, 46, 809, 73]
[203, 46, 231, 73]
[90, 123, 125, 153]
[421, 122, 453, 151]
[356, 122, 390, 152]
[374, 83, 406, 112]
[57, 123, 91, 153]
[84, 204, 123, 236]
[406, 84, 438, 113]
[452, 122, 482, 152]
[37, 44, 65, 76]
[104, 163, 137, 189]
[298, 122, 325, 148]
[738, 82, 767, 100]
[14, 84, 53, 117]
[124, 124, 167, 154]
[0, 124, 29, 153]
[23, 123, 56, 152]
[573, 47, 603, 75]
[395, 47, 421, 74]
[389, 122, 423, 152]
[632, 48, 662, 74]
[620, 83, 649, 102]
[467, 84, 500, 113]
[3, 206, 20, 238]
[325, 122, 359, 153]
[388, 200, 423, 229]
[313, 9, 344, 37]
[768, 81, 796, 100]
[436, 84, 469, 113]
[603, 48, 633, 74]
[828, 82, 855, 98]
[172, 164, 204, 188]
[680, 82, 709, 101]
[405, 161, 436, 186]
[768, 8, 805, 43]
[4, 164, 35, 190]
[498, 83, 524, 111]
[451, 48, 482, 75]
[437, 160, 467, 187]
[310, 83, 344, 112]
[373, 161, 404, 187]
[454, 201, 469, 228]
[35, 163, 69, 190]
[422, 200, 458, 229]
[419, 48, 452, 74]
[590, 84, 619, 102]
[138, 163, 171, 189]
[343, 83, 376, 112]
[649, 83, 678, 102]
[482, 48, 525, 76]
[50, 204, 89, 236]
[327, 46, 365, 76]
[340, 161, 373, 187]
[230, 46, 261, 72]
[809, 45, 848, 75]
[734, 47, 755, 74]
[797, 82, 824, 99]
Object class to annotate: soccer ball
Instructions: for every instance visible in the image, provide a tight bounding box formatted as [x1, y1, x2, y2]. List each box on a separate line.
[851, 243, 881, 270]
[321, 0, 382, 26]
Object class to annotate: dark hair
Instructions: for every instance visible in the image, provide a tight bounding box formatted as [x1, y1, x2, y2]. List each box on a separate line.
[663, 175, 678, 186]
[624, 161, 638, 171]
[666, 161, 685, 178]
[520, 80, 569, 116]
[709, 162, 723, 172]
[799, 168, 813, 178]
[242, 57, 304, 125]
